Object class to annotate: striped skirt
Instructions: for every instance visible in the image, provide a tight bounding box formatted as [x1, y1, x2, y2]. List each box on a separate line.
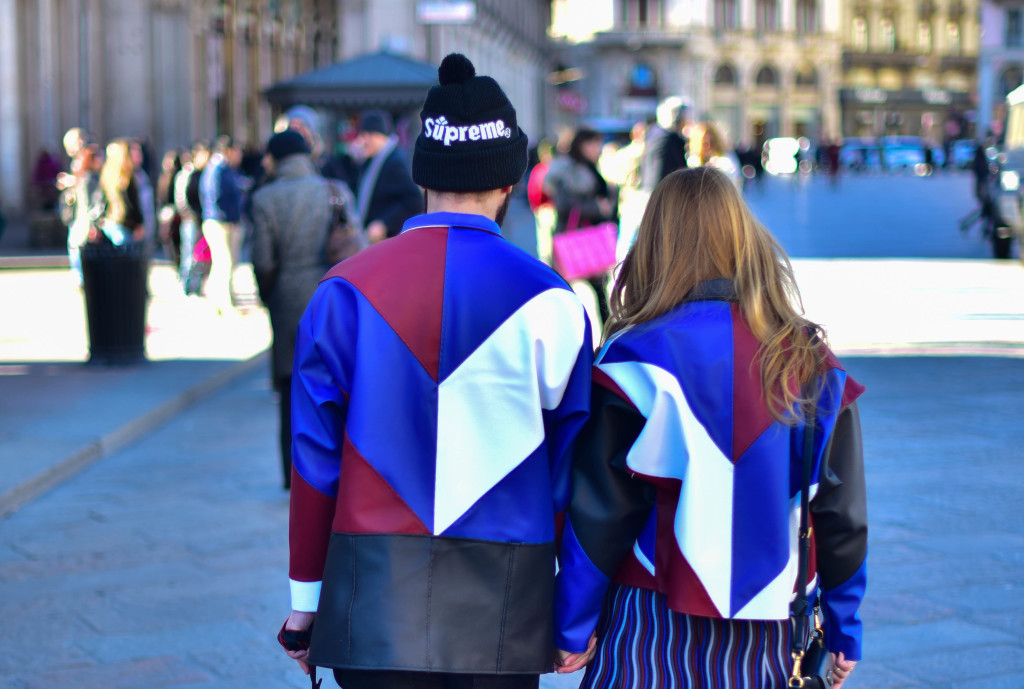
[581, 584, 801, 689]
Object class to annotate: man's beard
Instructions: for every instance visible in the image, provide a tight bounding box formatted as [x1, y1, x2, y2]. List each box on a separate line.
[422, 190, 513, 226]
[494, 192, 512, 227]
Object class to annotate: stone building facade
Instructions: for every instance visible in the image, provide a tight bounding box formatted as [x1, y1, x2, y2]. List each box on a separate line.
[335, 0, 554, 147]
[0, 0, 339, 217]
[838, 0, 978, 140]
[550, 0, 843, 149]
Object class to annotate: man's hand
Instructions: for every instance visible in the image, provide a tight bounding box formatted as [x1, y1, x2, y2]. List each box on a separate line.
[555, 633, 598, 674]
[366, 220, 387, 243]
[280, 610, 316, 675]
[831, 651, 857, 689]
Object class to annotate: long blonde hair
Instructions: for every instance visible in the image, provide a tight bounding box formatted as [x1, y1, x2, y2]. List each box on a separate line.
[606, 167, 827, 422]
[99, 139, 135, 224]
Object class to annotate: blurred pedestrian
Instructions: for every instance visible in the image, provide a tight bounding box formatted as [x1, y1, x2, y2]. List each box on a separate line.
[277, 104, 358, 187]
[545, 127, 618, 326]
[250, 129, 357, 490]
[351, 109, 422, 243]
[825, 137, 842, 187]
[58, 128, 100, 283]
[199, 136, 243, 314]
[280, 53, 593, 689]
[527, 139, 557, 262]
[697, 121, 741, 188]
[30, 150, 62, 211]
[639, 97, 689, 192]
[92, 139, 145, 246]
[156, 149, 183, 266]
[130, 140, 157, 246]
[553, 166, 866, 689]
[174, 141, 209, 295]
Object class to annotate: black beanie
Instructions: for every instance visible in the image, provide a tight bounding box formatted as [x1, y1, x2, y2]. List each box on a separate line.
[267, 129, 310, 161]
[412, 53, 528, 192]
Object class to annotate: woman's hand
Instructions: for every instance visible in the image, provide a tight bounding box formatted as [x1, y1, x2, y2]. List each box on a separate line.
[831, 651, 857, 688]
[555, 633, 598, 674]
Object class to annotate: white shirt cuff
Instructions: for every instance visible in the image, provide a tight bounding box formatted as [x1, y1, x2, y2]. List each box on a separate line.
[290, 579, 322, 612]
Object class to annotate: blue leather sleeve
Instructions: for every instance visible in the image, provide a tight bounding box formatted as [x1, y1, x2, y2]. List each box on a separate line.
[548, 328, 594, 514]
[291, 281, 356, 496]
[554, 517, 610, 652]
[820, 559, 867, 660]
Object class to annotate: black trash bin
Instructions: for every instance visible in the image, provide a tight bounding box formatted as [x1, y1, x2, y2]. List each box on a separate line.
[80, 241, 149, 364]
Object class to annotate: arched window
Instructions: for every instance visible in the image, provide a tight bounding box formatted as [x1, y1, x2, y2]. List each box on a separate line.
[714, 64, 738, 85]
[947, 22, 961, 55]
[918, 21, 932, 53]
[795, 65, 818, 87]
[755, 65, 778, 86]
[880, 18, 895, 52]
[628, 62, 658, 96]
[852, 16, 868, 51]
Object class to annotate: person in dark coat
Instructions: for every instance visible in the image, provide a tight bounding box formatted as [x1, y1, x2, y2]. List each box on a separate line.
[250, 129, 359, 489]
[639, 97, 689, 192]
[352, 110, 423, 242]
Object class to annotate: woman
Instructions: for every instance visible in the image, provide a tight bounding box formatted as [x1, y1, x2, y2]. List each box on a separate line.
[698, 121, 742, 189]
[156, 149, 184, 267]
[544, 128, 618, 326]
[92, 139, 144, 246]
[554, 167, 866, 688]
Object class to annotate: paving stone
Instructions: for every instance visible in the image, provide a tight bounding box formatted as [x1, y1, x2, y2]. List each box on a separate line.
[837, 662, 924, 689]
[905, 644, 1024, 684]
[864, 619, 1017, 660]
[13, 656, 211, 689]
[860, 592, 957, 628]
[76, 622, 264, 664]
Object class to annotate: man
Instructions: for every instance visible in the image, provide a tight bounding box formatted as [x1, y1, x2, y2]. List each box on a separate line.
[280, 53, 593, 689]
[639, 96, 690, 192]
[199, 136, 243, 314]
[275, 105, 358, 186]
[57, 127, 98, 285]
[352, 109, 422, 242]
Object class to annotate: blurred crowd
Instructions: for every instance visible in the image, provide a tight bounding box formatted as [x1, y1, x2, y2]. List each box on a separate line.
[37, 99, 984, 333]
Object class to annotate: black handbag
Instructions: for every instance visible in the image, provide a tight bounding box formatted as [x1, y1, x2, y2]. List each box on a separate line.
[788, 409, 836, 689]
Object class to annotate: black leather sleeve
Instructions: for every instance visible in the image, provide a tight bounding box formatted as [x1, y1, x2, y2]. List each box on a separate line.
[567, 384, 657, 577]
[811, 402, 868, 589]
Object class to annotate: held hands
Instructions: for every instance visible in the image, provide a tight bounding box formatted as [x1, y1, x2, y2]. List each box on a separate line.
[555, 633, 598, 674]
[279, 610, 316, 675]
[831, 652, 857, 689]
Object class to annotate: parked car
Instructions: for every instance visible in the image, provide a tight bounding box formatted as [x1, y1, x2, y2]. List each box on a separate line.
[880, 135, 927, 171]
[839, 137, 881, 172]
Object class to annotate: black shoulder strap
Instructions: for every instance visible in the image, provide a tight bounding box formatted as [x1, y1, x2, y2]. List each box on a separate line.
[790, 406, 815, 656]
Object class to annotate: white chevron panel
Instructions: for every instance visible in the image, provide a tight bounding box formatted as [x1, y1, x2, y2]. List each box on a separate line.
[599, 361, 735, 617]
[434, 289, 586, 535]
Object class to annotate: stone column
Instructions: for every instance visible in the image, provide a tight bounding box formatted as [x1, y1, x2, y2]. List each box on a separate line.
[37, 0, 59, 149]
[0, 0, 24, 214]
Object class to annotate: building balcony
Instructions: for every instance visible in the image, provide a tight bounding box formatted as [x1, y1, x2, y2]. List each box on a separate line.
[592, 28, 689, 48]
[940, 54, 977, 69]
[843, 50, 928, 69]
